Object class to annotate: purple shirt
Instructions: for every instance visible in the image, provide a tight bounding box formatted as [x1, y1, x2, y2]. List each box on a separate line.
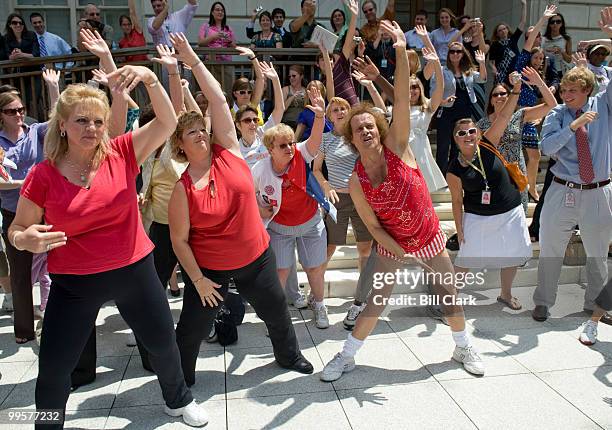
[147, 3, 198, 46]
[0, 123, 47, 212]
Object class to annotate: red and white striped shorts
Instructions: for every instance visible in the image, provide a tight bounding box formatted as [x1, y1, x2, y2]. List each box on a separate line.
[376, 228, 447, 263]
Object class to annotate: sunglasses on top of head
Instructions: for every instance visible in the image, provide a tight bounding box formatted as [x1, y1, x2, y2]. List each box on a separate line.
[455, 128, 478, 137]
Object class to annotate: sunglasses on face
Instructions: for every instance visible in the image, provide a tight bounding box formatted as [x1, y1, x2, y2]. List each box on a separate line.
[455, 128, 478, 137]
[363, 8, 375, 13]
[276, 141, 296, 150]
[492, 91, 508, 98]
[238, 90, 252, 95]
[240, 117, 258, 124]
[89, 13, 100, 17]
[550, 20, 562, 24]
[10, 21, 24, 26]
[449, 50, 463, 54]
[2, 107, 25, 116]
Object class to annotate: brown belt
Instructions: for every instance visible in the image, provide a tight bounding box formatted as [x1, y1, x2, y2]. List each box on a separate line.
[553, 176, 611, 190]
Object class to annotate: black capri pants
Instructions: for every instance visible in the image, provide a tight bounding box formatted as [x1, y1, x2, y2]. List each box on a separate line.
[176, 246, 302, 386]
[35, 253, 192, 429]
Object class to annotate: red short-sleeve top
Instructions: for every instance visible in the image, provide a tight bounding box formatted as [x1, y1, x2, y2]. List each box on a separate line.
[179, 144, 269, 270]
[21, 132, 154, 274]
[119, 29, 148, 62]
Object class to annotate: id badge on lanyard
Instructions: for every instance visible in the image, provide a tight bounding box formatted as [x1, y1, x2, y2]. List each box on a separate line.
[381, 58, 388, 68]
[564, 190, 575, 208]
[481, 187, 491, 205]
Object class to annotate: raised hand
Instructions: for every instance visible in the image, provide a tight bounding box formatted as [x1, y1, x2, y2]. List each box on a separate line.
[543, 4, 557, 19]
[354, 55, 380, 81]
[474, 50, 486, 63]
[107, 65, 157, 93]
[508, 71, 522, 89]
[236, 46, 256, 59]
[380, 20, 406, 48]
[345, 0, 358, 17]
[352, 70, 372, 87]
[169, 32, 199, 66]
[91, 69, 109, 87]
[421, 47, 439, 63]
[80, 28, 110, 57]
[572, 111, 599, 130]
[152, 44, 178, 71]
[521, 66, 544, 87]
[260, 61, 278, 80]
[599, 7, 612, 37]
[42, 68, 60, 86]
[415, 25, 429, 39]
[571, 51, 588, 68]
[305, 85, 325, 117]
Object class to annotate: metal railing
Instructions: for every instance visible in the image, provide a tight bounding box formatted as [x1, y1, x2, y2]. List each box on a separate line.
[0, 47, 319, 121]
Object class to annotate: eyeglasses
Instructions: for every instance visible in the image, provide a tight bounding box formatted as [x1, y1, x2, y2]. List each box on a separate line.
[550, 20, 562, 24]
[238, 90, 252, 95]
[449, 50, 463, 54]
[455, 128, 478, 137]
[492, 91, 508, 97]
[240, 117, 258, 124]
[10, 21, 24, 26]
[75, 117, 104, 128]
[1, 107, 25, 116]
[276, 141, 296, 150]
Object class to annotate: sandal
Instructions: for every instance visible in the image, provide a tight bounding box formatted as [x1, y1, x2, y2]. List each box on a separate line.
[497, 296, 522, 310]
[15, 337, 34, 344]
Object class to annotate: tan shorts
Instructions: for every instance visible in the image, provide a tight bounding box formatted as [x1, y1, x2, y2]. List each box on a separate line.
[325, 193, 372, 246]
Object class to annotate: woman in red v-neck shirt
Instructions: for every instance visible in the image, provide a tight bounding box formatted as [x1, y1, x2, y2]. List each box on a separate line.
[8, 59, 207, 428]
[167, 33, 313, 388]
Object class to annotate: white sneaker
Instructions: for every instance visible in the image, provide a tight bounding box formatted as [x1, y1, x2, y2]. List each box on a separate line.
[321, 353, 355, 382]
[314, 305, 329, 329]
[343, 303, 365, 330]
[307, 294, 315, 310]
[126, 331, 137, 347]
[2, 294, 13, 312]
[164, 400, 209, 427]
[291, 293, 308, 309]
[452, 345, 485, 375]
[579, 322, 597, 346]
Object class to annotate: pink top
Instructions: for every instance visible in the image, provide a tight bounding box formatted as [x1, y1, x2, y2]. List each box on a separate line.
[198, 23, 236, 62]
[21, 133, 154, 274]
[355, 146, 442, 257]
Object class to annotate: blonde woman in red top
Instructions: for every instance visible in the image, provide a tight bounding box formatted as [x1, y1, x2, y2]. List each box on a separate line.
[321, 21, 485, 382]
[167, 33, 313, 388]
[8, 42, 208, 430]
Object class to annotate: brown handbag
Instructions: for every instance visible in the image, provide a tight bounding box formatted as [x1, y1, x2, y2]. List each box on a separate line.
[478, 140, 529, 192]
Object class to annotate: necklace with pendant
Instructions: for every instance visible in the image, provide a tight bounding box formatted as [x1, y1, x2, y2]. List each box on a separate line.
[65, 157, 93, 183]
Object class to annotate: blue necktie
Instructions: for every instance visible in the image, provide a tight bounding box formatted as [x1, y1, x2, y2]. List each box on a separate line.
[38, 35, 47, 57]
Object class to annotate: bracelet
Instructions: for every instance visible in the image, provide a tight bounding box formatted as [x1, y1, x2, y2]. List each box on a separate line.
[248, 56, 256, 61]
[193, 277, 204, 285]
[188, 59, 203, 68]
[510, 91, 520, 95]
[10, 231, 24, 251]
[144, 79, 159, 88]
[168, 72, 180, 76]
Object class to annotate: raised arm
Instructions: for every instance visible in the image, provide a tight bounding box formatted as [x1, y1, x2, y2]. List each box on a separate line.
[107, 65, 177, 165]
[128, 0, 142, 34]
[236, 47, 264, 109]
[303, 85, 326, 157]
[151, 0, 169, 32]
[260, 61, 285, 125]
[381, 20, 410, 149]
[423, 47, 444, 112]
[80, 28, 117, 73]
[451, 19, 473, 44]
[290, 1, 315, 33]
[483, 71, 521, 146]
[152, 44, 183, 115]
[475, 50, 487, 82]
[472, 21, 490, 54]
[525, 5, 557, 52]
[415, 25, 437, 80]
[352, 70, 386, 111]
[108, 87, 128, 138]
[354, 56, 395, 102]
[42, 69, 60, 112]
[518, 0, 527, 32]
[170, 32, 238, 153]
[598, 7, 612, 38]
[318, 43, 335, 101]
[342, 0, 359, 60]
[521, 67, 557, 122]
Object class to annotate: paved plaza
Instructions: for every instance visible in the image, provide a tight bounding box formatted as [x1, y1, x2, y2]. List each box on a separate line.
[0, 282, 610, 429]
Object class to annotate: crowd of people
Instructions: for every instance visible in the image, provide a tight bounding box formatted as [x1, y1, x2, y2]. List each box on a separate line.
[0, 1, 611, 428]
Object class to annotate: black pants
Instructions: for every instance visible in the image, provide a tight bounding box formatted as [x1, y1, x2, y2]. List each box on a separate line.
[435, 106, 472, 174]
[35, 253, 192, 429]
[1, 209, 35, 340]
[596, 276, 612, 311]
[529, 158, 556, 239]
[176, 246, 302, 386]
[150, 222, 178, 289]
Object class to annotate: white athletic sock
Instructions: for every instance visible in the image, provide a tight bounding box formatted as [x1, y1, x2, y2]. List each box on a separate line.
[452, 329, 470, 348]
[340, 333, 364, 358]
[587, 320, 598, 327]
[314, 300, 325, 310]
